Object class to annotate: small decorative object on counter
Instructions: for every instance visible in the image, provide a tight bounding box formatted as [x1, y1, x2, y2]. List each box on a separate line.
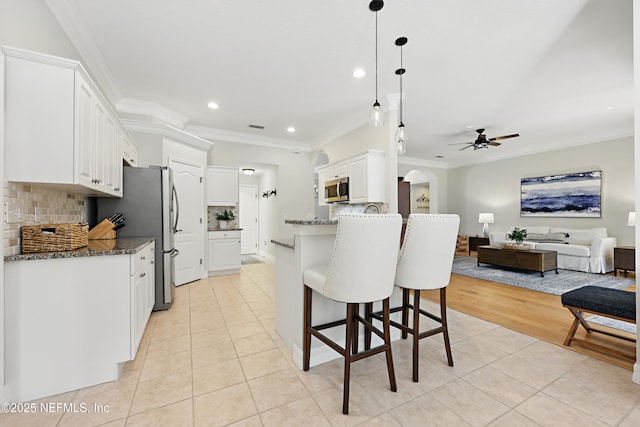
[21, 223, 89, 253]
[216, 209, 236, 229]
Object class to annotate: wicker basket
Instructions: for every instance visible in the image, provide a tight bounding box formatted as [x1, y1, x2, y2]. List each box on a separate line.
[21, 223, 89, 253]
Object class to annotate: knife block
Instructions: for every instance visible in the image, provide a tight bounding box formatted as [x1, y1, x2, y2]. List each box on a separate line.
[88, 219, 116, 240]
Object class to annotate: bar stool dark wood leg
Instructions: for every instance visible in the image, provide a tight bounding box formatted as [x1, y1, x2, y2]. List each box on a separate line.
[383, 297, 398, 392]
[401, 289, 410, 339]
[441, 288, 453, 366]
[343, 303, 354, 414]
[303, 285, 312, 371]
[412, 290, 421, 382]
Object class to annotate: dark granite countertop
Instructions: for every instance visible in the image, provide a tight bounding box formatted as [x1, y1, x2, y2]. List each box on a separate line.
[4, 237, 155, 262]
[271, 238, 295, 249]
[284, 219, 338, 226]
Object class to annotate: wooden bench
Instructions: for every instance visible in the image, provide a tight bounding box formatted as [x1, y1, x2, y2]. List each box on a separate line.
[561, 286, 636, 361]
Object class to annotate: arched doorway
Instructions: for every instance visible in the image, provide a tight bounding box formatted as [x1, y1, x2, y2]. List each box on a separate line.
[402, 169, 439, 214]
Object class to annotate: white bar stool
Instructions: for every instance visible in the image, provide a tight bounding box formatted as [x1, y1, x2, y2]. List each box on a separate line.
[369, 214, 459, 382]
[302, 213, 402, 414]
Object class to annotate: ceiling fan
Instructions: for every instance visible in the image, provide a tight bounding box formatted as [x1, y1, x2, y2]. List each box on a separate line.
[450, 128, 520, 151]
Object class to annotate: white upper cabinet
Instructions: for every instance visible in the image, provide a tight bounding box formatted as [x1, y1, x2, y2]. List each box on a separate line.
[347, 151, 385, 204]
[3, 47, 127, 197]
[317, 150, 385, 205]
[207, 167, 239, 206]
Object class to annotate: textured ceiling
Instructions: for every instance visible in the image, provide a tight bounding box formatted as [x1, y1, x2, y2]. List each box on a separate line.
[47, 0, 633, 167]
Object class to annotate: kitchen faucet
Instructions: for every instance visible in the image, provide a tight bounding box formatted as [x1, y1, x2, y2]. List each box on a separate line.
[364, 203, 380, 214]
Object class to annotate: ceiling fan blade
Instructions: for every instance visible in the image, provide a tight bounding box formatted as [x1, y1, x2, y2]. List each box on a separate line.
[448, 142, 474, 146]
[459, 145, 474, 151]
[488, 141, 501, 146]
[489, 133, 519, 141]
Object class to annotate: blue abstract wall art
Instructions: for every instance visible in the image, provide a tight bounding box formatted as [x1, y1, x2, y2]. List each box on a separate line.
[520, 171, 601, 217]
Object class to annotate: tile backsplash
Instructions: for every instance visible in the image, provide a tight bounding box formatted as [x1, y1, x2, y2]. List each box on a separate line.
[3, 182, 86, 256]
[207, 206, 239, 230]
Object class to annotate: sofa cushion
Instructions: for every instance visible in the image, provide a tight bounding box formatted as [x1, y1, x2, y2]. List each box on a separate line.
[536, 243, 591, 257]
[550, 227, 607, 245]
[525, 232, 567, 243]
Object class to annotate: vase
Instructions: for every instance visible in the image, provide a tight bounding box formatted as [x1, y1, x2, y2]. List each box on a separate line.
[219, 220, 230, 230]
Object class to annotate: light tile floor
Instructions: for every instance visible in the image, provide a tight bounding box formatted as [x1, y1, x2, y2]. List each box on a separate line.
[2, 260, 640, 426]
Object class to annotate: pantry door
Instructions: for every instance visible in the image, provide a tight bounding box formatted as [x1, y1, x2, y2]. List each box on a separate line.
[239, 185, 258, 254]
[170, 158, 204, 285]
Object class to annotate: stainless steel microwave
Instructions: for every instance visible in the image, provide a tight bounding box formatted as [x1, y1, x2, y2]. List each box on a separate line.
[324, 177, 349, 203]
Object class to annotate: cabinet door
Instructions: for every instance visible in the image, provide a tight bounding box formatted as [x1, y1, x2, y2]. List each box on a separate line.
[349, 157, 368, 203]
[317, 169, 327, 207]
[207, 167, 239, 206]
[75, 72, 95, 189]
[92, 100, 108, 192]
[112, 127, 124, 197]
[209, 238, 241, 271]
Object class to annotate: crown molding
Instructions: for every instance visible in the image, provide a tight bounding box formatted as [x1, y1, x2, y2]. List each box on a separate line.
[186, 125, 310, 153]
[398, 156, 449, 169]
[44, 0, 123, 104]
[121, 119, 214, 151]
[117, 98, 188, 128]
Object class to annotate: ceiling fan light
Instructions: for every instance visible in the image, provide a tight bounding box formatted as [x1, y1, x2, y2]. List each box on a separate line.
[369, 101, 385, 127]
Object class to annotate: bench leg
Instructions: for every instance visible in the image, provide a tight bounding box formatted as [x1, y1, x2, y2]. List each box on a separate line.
[564, 308, 594, 346]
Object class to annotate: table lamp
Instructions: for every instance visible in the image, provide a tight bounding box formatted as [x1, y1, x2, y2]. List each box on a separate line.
[478, 213, 494, 238]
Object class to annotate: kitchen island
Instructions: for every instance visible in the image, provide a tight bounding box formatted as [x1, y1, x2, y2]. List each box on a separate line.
[4, 237, 155, 402]
[273, 219, 401, 369]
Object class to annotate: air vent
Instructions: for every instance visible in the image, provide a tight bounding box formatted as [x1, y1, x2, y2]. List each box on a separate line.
[248, 124, 265, 129]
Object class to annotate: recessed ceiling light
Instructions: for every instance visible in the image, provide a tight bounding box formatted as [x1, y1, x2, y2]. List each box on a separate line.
[353, 68, 366, 78]
[606, 106, 614, 110]
[466, 125, 473, 129]
[287, 127, 296, 133]
[435, 155, 444, 158]
[207, 102, 219, 109]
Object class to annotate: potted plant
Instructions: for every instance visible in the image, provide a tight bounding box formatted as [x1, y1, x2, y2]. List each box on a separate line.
[215, 209, 236, 229]
[506, 227, 528, 249]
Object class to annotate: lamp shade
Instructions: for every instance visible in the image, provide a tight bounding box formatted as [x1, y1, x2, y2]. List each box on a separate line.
[628, 211, 635, 226]
[478, 213, 494, 224]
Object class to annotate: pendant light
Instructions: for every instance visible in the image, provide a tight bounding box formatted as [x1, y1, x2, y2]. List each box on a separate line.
[395, 36, 408, 155]
[368, 0, 384, 127]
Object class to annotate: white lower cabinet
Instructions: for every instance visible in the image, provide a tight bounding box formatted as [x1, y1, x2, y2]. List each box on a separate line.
[4, 241, 155, 402]
[130, 242, 155, 359]
[208, 230, 241, 274]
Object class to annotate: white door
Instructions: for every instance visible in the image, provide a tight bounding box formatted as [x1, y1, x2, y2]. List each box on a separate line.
[170, 158, 204, 286]
[239, 185, 258, 255]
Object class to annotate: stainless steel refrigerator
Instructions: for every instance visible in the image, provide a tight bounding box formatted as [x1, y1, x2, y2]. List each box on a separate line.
[96, 166, 179, 311]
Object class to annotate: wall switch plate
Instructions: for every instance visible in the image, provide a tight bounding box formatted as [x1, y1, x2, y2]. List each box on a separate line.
[4, 203, 23, 224]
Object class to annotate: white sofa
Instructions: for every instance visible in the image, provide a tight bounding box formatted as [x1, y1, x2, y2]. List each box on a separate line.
[489, 226, 617, 274]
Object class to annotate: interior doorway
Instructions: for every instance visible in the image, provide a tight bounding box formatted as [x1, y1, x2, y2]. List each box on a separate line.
[403, 169, 439, 214]
[239, 185, 258, 254]
[313, 150, 330, 219]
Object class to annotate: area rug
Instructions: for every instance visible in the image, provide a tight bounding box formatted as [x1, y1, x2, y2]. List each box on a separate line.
[588, 315, 636, 334]
[241, 255, 264, 265]
[451, 256, 635, 296]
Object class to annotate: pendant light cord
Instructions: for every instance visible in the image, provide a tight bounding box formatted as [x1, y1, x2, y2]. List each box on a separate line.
[399, 45, 403, 123]
[375, 11, 379, 103]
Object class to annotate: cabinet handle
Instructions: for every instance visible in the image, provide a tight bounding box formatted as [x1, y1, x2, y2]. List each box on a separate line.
[140, 272, 146, 278]
[114, 187, 120, 191]
[140, 256, 146, 260]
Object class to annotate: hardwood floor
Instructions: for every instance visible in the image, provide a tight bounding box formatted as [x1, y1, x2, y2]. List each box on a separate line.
[423, 261, 637, 370]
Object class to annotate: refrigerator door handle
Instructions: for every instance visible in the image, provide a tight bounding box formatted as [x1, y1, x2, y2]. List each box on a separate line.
[172, 184, 180, 233]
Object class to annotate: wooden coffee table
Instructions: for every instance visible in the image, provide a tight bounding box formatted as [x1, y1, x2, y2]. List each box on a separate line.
[477, 245, 558, 277]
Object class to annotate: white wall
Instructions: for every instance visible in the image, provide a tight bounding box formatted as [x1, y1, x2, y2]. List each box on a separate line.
[447, 137, 634, 245]
[258, 167, 279, 258]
